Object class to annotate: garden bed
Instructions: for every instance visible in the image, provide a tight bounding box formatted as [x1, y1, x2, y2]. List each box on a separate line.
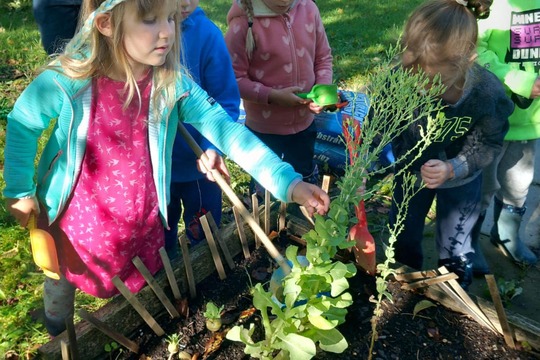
[38, 205, 540, 360]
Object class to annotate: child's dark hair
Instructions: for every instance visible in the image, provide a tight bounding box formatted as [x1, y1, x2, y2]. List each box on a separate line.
[401, 0, 493, 88]
[464, 0, 492, 19]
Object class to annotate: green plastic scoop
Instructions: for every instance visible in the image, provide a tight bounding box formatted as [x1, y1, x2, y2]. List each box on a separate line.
[297, 84, 339, 106]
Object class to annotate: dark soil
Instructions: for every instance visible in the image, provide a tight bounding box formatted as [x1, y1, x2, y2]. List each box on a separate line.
[115, 231, 537, 360]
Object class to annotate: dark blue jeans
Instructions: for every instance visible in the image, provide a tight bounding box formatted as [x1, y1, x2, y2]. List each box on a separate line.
[33, 0, 81, 55]
[164, 178, 222, 259]
[390, 174, 481, 269]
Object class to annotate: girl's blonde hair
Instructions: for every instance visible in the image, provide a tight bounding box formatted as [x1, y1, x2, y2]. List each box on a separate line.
[239, 0, 256, 60]
[50, 0, 182, 114]
[401, 0, 492, 88]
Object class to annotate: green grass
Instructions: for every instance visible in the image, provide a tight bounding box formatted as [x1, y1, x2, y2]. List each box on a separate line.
[0, 0, 420, 357]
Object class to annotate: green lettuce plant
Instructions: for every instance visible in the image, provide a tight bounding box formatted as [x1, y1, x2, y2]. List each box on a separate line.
[227, 44, 448, 359]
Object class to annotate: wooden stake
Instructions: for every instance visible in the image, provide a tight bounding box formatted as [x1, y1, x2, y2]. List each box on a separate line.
[400, 272, 458, 290]
[251, 194, 261, 248]
[78, 309, 140, 354]
[264, 189, 271, 235]
[394, 269, 438, 282]
[436, 267, 497, 333]
[232, 206, 250, 259]
[299, 206, 315, 226]
[485, 274, 516, 349]
[111, 276, 165, 336]
[322, 175, 332, 193]
[200, 217, 227, 280]
[158, 247, 182, 301]
[287, 234, 307, 247]
[279, 201, 287, 231]
[65, 315, 79, 360]
[177, 122, 291, 275]
[203, 213, 235, 270]
[178, 234, 197, 299]
[60, 340, 70, 360]
[132, 256, 179, 318]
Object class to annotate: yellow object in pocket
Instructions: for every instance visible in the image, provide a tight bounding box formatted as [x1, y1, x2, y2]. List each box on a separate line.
[28, 214, 60, 280]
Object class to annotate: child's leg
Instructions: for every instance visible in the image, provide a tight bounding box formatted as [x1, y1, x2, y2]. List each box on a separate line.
[164, 181, 185, 259]
[390, 175, 435, 269]
[435, 176, 481, 289]
[435, 176, 481, 260]
[496, 140, 536, 208]
[182, 178, 223, 244]
[43, 276, 75, 337]
[491, 140, 538, 264]
[282, 123, 318, 183]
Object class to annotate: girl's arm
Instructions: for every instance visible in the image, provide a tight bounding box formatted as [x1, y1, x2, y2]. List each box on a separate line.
[3, 70, 63, 225]
[3, 71, 61, 198]
[177, 80, 329, 213]
[447, 103, 512, 180]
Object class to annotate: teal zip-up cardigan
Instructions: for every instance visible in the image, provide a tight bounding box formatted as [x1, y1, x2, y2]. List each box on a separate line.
[3, 69, 301, 225]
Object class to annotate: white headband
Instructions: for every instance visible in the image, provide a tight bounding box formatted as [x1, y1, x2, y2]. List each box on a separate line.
[65, 0, 127, 53]
[456, 0, 468, 6]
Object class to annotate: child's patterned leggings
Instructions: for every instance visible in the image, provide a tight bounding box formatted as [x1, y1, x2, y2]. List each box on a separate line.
[43, 276, 75, 336]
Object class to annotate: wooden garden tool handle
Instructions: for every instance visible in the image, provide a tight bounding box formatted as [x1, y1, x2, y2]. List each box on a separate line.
[176, 122, 291, 275]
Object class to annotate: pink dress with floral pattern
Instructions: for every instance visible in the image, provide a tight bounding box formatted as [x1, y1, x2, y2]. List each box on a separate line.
[58, 72, 164, 298]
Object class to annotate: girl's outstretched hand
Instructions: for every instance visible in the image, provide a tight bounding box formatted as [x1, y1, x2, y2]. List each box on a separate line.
[291, 182, 330, 216]
[6, 197, 40, 227]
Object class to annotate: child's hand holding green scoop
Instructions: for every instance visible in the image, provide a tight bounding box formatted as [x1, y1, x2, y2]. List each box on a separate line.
[297, 84, 339, 106]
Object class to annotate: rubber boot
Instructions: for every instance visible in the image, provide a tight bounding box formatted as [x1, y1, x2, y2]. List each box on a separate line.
[438, 253, 474, 291]
[471, 210, 490, 276]
[490, 198, 538, 266]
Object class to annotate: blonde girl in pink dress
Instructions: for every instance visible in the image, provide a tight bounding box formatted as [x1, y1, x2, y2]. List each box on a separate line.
[3, 0, 330, 336]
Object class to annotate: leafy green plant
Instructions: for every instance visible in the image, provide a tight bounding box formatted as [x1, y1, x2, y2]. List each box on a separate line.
[1, 0, 31, 11]
[203, 302, 224, 332]
[104, 341, 124, 360]
[497, 278, 523, 307]
[227, 43, 449, 360]
[165, 332, 181, 360]
[361, 45, 448, 360]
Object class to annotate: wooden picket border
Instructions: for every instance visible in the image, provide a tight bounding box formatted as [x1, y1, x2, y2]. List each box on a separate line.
[38, 204, 540, 359]
[38, 202, 279, 360]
